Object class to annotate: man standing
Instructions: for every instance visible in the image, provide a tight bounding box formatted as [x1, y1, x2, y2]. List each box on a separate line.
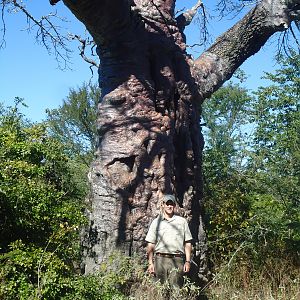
[145, 194, 193, 287]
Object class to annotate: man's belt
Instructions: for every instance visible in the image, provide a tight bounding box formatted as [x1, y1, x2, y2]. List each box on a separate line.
[155, 252, 185, 258]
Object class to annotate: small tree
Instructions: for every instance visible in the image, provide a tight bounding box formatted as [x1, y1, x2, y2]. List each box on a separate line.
[201, 81, 254, 260]
[248, 53, 300, 261]
[46, 82, 99, 166]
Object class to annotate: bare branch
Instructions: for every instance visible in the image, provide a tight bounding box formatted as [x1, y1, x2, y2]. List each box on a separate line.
[278, 23, 300, 57]
[176, 0, 203, 31]
[175, 0, 210, 48]
[193, 4, 210, 47]
[9, 0, 72, 69]
[69, 33, 99, 74]
[215, 0, 255, 19]
[187, 43, 203, 49]
[0, 1, 6, 48]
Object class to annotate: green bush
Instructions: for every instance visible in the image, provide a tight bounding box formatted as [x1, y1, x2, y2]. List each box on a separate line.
[0, 102, 86, 252]
[0, 100, 86, 299]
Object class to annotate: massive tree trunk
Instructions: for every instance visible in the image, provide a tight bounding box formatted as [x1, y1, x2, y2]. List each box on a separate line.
[58, 0, 300, 280]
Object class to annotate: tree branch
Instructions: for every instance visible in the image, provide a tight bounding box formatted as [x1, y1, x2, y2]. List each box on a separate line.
[176, 0, 203, 31]
[69, 34, 99, 72]
[0, 1, 6, 49]
[192, 0, 300, 102]
[9, 0, 71, 69]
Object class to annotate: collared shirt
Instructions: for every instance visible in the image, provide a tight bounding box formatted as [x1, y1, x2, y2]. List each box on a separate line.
[145, 214, 193, 254]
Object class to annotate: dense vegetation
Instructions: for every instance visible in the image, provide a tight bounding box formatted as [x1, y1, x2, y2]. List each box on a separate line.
[0, 54, 299, 299]
[202, 54, 300, 299]
[0, 99, 88, 298]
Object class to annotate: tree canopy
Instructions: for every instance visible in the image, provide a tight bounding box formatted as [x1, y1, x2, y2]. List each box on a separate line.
[46, 82, 99, 166]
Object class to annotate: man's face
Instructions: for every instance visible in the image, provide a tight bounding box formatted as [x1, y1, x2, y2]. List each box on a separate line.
[164, 200, 175, 215]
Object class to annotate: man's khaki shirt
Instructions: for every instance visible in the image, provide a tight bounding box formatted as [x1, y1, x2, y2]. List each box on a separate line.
[145, 214, 193, 254]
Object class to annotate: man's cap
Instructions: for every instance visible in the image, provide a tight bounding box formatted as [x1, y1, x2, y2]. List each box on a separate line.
[162, 194, 176, 204]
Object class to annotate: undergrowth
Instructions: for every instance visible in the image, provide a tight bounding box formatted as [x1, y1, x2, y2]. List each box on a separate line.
[1, 250, 299, 299]
[203, 256, 300, 300]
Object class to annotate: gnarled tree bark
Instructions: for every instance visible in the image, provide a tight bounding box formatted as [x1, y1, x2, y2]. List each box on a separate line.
[56, 0, 300, 281]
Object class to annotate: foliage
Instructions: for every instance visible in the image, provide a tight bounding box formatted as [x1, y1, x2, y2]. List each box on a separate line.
[0, 99, 86, 250]
[202, 54, 300, 269]
[46, 82, 99, 166]
[0, 99, 87, 299]
[251, 52, 300, 200]
[202, 80, 254, 175]
[1, 247, 203, 300]
[45, 82, 99, 200]
[247, 52, 300, 262]
[93, 252, 202, 300]
[201, 81, 254, 259]
[201, 57, 300, 298]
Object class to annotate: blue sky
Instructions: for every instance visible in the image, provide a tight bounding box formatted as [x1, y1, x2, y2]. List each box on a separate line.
[1, 0, 279, 122]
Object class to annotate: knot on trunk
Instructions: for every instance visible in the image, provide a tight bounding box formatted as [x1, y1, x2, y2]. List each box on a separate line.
[102, 89, 128, 106]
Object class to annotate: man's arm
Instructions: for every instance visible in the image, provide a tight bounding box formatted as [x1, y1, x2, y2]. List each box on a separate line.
[147, 242, 155, 274]
[183, 241, 192, 273]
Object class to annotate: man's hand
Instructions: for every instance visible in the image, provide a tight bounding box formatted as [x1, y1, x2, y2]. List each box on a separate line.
[146, 243, 155, 275]
[183, 261, 191, 273]
[148, 262, 155, 275]
[184, 241, 192, 273]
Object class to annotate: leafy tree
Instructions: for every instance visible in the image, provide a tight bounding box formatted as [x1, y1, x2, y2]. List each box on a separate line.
[251, 52, 300, 202]
[202, 80, 255, 178]
[0, 99, 86, 250]
[201, 82, 255, 259]
[247, 53, 300, 261]
[46, 82, 99, 166]
[45, 82, 99, 199]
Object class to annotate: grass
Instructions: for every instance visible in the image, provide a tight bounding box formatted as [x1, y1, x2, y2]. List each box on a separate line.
[92, 252, 300, 300]
[203, 258, 300, 300]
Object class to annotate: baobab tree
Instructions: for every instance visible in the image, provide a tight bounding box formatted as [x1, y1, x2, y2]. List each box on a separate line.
[3, 0, 300, 282]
